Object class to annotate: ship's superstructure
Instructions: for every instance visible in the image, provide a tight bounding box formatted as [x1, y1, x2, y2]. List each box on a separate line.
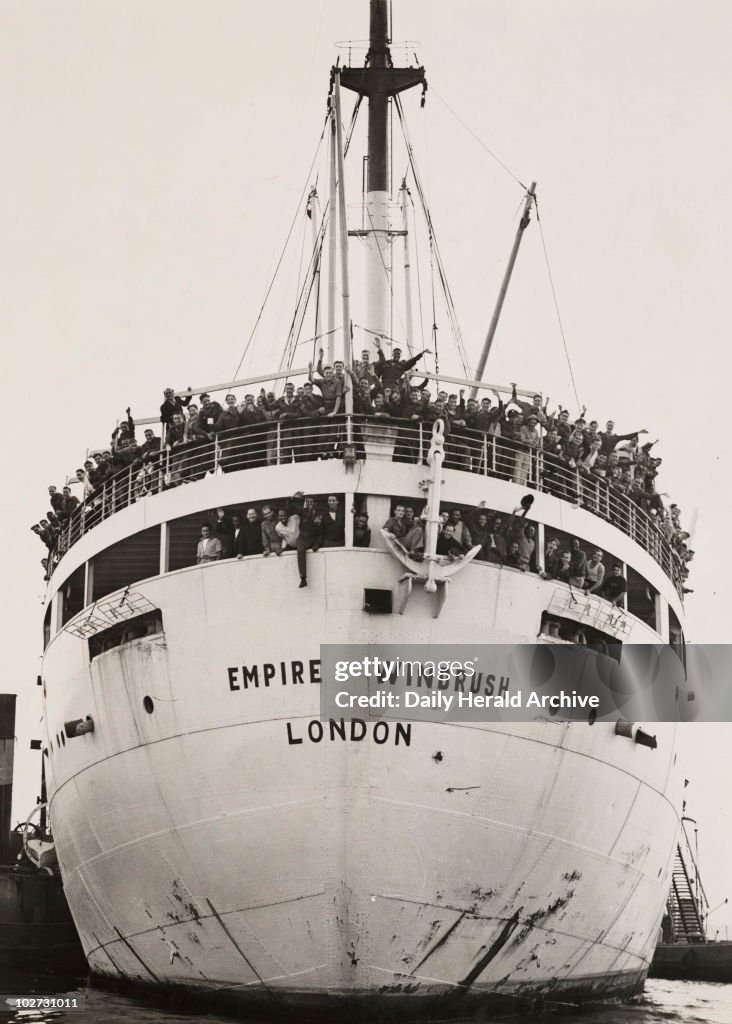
[39, 3, 688, 1016]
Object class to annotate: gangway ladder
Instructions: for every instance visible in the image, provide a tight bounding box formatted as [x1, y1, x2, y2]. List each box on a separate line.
[666, 843, 706, 943]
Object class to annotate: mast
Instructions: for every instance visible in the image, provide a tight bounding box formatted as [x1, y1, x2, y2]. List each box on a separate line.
[340, 0, 425, 351]
[327, 118, 338, 365]
[469, 182, 537, 399]
[333, 75, 353, 415]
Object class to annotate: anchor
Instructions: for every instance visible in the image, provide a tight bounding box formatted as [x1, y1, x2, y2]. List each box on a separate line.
[381, 420, 482, 617]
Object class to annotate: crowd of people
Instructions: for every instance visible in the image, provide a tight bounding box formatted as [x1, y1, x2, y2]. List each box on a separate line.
[187, 494, 628, 610]
[381, 499, 628, 605]
[32, 340, 692, 586]
[195, 492, 355, 588]
[78, 496, 627, 656]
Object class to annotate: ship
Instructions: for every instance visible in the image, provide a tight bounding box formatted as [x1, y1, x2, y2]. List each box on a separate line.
[651, 816, 732, 984]
[39, 2, 690, 1017]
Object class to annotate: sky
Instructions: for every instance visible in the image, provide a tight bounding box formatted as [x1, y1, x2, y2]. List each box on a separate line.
[1, 0, 731, 931]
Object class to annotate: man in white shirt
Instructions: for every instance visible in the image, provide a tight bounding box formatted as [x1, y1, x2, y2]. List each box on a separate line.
[585, 550, 606, 594]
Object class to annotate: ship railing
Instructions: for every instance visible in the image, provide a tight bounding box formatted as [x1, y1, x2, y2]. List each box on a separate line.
[335, 40, 421, 67]
[51, 415, 684, 595]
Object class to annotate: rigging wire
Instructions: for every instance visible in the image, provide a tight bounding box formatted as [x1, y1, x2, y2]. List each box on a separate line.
[309, 190, 323, 361]
[430, 85, 527, 192]
[293, 201, 311, 310]
[228, 115, 329, 386]
[407, 185, 428, 357]
[279, 95, 367, 378]
[395, 94, 468, 374]
[236, 91, 366, 389]
[394, 94, 471, 378]
[278, 216, 328, 372]
[428, 227, 439, 378]
[534, 197, 582, 414]
[362, 198, 414, 356]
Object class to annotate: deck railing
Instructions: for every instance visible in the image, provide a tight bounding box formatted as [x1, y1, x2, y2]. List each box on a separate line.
[50, 416, 685, 595]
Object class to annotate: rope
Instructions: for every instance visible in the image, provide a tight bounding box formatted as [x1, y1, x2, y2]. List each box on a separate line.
[430, 85, 527, 192]
[293, 326, 340, 349]
[354, 324, 408, 348]
[535, 197, 582, 414]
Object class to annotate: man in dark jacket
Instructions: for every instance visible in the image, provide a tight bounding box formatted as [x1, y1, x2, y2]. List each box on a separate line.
[57, 486, 79, 523]
[241, 508, 264, 555]
[214, 394, 242, 471]
[297, 382, 322, 461]
[393, 386, 424, 463]
[47, 485, 64, 513]
[292, 492, 323, 588]
[231, 513, 246, 558]
[321, 495, 345, 547]
[373, 338, 430, 389]
[436, 523, 465, 560]
[598, 420, 648, 457]
[353, 513, 371, 548]
[238, 396, 268, 468]
[160, 387, 193, 429]
[194, 394, 224, 441]
[276, 383, 302, 462]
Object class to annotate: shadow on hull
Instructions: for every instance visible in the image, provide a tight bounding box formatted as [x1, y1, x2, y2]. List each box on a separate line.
[90, 966, 647, 1022]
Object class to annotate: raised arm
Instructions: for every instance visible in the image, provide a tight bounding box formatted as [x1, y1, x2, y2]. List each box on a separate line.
[401, 350, 430, 373]
[505, 383, 522, 413]
[308, 363, 325, 394]
[373, 342, 386, 377]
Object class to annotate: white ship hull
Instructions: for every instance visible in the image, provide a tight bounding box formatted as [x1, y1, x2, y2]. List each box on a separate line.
[42, 542, 683, 1015]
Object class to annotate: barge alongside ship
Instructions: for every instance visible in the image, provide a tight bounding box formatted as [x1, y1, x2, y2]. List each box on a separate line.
[39, 2, 690, 1016]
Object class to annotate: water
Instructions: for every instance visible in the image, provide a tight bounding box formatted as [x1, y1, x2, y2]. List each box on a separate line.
[0, 970, 730, 1024]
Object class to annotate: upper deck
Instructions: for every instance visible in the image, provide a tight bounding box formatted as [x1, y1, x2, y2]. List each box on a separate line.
[49, 414, 686, 598]
[42, 415, 687, 668]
